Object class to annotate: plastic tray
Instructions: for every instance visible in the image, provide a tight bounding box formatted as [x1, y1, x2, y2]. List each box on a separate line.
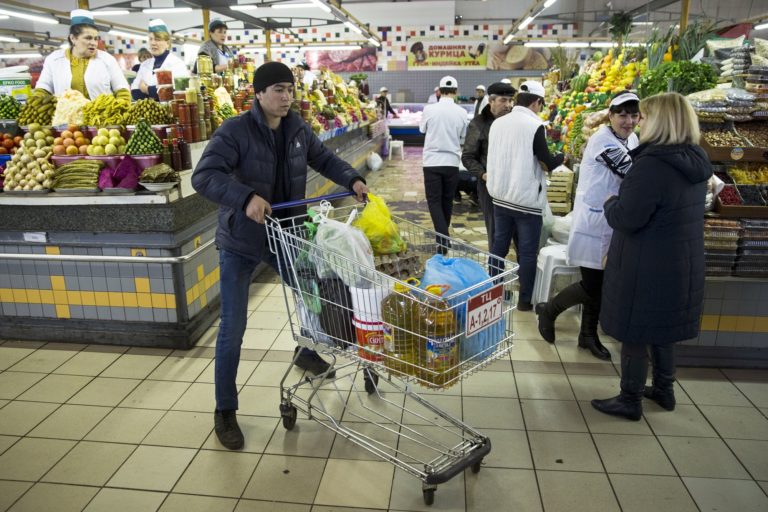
[741, 239, 768, 248]
[704, 240, 739, 250]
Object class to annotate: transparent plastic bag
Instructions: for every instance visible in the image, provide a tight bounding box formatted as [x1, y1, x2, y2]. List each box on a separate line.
[311, 207, 376, 289]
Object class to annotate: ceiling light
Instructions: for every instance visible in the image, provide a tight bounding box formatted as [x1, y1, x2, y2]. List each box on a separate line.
[624, 42, 643, 47]
[632, 21, 653, 25]
[309, 0, 332, 14]
[0, 53, 42, 59]
[368, 37, 380, 47]
[92, 10, 130, 16]
[109, 29, 149, 40]
[560, 42, 589, 48]
[524, 41, 558, 48]
[756, 22, 768, 31]
[503, 34, 514, 44]
[518, 16, 535, 31]
[0, 8, 58, 25]
[590, 41, 617, 48]
[344, 21, 363, 34]
[0, 36, 20, 43]
[543, 0, 557, 8]
[272, 2, 316, 8]
[0, 15, 9, 20]
[143, 7, 193, 14]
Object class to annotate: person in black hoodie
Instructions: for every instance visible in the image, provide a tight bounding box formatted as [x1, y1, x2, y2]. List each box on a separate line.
[592, 92, 712, 421]
[192, 62, 368, 450]
[461, 81, 516, 247]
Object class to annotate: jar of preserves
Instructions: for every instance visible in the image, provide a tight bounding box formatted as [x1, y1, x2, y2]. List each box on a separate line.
[178, 104, 190, 124]
[185, 88, 198, 105]
[155, 70, 173, 85]
[191, 122, 200, 142]
[157, 85, 174, 102]
[170, 100, 181, 120]
[173, 91, 186, 102]
[196, 55, 213, 75]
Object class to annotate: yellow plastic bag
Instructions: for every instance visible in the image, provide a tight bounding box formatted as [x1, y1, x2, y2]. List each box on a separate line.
[353, 193, 407, 256]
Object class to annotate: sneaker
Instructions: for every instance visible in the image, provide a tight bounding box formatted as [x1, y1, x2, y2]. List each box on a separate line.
[468, 195, 479, 207]
[214, 410, 244, 450]
[517, 300, 533, 312]
[294, 347, 336, 378]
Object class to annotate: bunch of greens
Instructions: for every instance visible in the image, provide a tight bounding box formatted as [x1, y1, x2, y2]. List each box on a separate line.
[638, 61, 717, 98]
[674, 21, 716, 61]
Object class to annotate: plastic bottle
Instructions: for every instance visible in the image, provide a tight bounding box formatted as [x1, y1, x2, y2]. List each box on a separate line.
[380, 279, 420, 377]
[416, 285, 458, 388]
[177, 135, 192, 170]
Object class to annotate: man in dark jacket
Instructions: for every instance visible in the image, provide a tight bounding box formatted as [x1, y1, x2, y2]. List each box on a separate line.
[376, 86, 398, 118]
[461, 82, 516, 248]
[192, 61, 368, 450]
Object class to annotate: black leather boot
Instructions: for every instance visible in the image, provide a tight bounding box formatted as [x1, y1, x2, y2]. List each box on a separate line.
[644, 345, 676, 411]
[591, 345, 648, 421]
[535, 282, 590, 343]
[577, 303, 611, 360]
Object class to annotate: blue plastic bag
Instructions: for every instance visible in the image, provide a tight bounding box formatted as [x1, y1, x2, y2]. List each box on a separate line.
[419, 255, 506, 361]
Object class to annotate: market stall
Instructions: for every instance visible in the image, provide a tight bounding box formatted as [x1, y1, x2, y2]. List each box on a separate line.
[0, 65, 384, 348]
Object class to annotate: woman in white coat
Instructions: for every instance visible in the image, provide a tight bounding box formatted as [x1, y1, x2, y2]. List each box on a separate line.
[131, 19, 189, 101]
[34, 10, 130, 101]
[535, 91, 640, 360]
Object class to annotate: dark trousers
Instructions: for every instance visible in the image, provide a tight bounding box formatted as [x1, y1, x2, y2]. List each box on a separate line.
[477, 179, 495, 247]
[423, 166, 460, 244]
[490, 206, 542, 304]
[580, 266, 604, 309]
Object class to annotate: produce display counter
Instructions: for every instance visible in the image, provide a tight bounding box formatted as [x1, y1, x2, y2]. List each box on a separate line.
[0, 126, 385, 348]
[387, 103, 474, 145]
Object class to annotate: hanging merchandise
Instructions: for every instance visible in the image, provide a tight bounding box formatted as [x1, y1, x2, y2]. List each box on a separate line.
[353, 193, 407, 256]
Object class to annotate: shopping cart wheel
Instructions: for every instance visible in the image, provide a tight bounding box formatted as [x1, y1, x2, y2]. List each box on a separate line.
[363, 368, 379, 394]
[280, 403, 297, 430]
[471, 460, 483, 473]
[422, 488, 435, 505]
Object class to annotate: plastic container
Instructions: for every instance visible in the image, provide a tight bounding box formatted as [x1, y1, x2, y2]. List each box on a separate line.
[155, 70, 173, 86]
[157, 85, 174, 102]
[174, 77, 190, 91]
[381, 280, 420, 377]
[349, 285, 389, 363]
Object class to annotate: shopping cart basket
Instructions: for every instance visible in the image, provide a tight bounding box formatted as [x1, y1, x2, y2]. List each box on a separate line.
[265, 192, 519, 506]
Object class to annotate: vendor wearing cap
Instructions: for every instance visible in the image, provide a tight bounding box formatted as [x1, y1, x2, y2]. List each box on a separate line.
[34, 9, 130, 101]
[473, 84, 487, 117]
[462, 81, 516, 248]
[376, 87, 398, 118]
[427, 86, 440, 104]
[131, 19, 190, 101]
[535, 91, 640, 360]
[419, 75, 469, 252]
[192, 61, 368, 451]
[486, 80, 566, 311]
[198, 18, 235, 74]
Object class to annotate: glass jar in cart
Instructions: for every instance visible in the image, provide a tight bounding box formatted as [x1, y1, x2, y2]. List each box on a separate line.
[417, 285, 458, 387]
[381, 279, 420, 377]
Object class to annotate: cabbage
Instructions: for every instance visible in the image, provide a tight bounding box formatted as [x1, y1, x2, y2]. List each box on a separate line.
[98, 168, 116, 190]
[113, 155, 142, 181]
[117, 171, 138, 190]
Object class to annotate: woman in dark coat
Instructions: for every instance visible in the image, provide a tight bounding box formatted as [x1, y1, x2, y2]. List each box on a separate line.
[592, 92, 713, 421]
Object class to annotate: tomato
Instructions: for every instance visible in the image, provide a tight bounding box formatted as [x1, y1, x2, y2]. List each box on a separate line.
[13, 136, 22, 146]
[2, 139, 14, 150]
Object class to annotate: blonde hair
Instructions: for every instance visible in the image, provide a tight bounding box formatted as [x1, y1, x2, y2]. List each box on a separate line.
[149, 31, 171, 43]
[639, 92, 700, 145]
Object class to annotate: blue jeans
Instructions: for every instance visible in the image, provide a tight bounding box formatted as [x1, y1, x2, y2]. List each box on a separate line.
[215, 247, 283, 411]
[490, 206, 542, 304]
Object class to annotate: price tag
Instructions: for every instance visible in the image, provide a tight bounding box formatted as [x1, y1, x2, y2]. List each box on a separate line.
[465, 284, 503, 337]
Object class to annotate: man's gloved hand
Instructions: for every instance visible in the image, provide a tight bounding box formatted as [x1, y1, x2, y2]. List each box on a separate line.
[245, 194, 272, 224]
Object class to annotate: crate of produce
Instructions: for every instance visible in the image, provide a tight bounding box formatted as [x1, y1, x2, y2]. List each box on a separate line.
[716, 185, 768, 218]
[701, 128, 768, 162]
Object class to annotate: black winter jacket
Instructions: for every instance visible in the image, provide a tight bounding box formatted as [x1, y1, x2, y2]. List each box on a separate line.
[600, 143, 712, 345]
[191, 103, 363, 260]
[461, 105, 494, 180]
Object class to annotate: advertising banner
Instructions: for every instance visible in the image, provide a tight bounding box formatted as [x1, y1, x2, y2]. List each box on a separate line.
[407, 38, 488, 70]
[305, 47, 378, 72]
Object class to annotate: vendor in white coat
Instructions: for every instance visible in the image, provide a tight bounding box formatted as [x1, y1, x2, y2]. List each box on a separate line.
[535, 91, 640, 361]
[34, 10, 130, 102]
[131, 19, 189, 101]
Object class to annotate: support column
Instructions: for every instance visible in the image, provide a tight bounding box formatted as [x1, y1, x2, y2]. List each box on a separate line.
[680, 0, 690, 32]
[266, 28, 272, 61]
[203, 9, 210, 41]
[78, 0, 89, 9]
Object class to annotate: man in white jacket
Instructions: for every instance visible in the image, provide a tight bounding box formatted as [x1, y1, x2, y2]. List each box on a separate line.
[419, 76, 469, 252]
[486, 81, 565, 311]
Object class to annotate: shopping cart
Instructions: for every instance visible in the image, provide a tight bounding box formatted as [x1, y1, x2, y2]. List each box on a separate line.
[265, 192, 519, 506]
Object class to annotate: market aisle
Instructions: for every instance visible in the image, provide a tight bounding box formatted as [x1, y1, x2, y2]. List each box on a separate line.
[0, 148, 767, 512]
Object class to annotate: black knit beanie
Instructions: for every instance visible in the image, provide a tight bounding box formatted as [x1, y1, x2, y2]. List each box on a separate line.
[253, 61, 295, 92]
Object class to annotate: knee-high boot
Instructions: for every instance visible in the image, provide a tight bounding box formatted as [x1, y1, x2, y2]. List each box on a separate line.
[644, 345, 676, 411]
[535, 282, 590, 343]
[591, 344, 648, 421]
[577, 302, 611, 360]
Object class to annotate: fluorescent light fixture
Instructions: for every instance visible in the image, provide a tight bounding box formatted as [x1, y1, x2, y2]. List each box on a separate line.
[756, 22, 768, 30]
[0, 15, 9, 20]
[0, 53, 42, 59]
[524, 41, 558, 48]
[0, 8, 58, 25]
[368, 37, 380, 47]
[305, 44, 362, 50]
[143, 7, 192, 14]
[92, 10, 130, 16]
[624, 42, 643, 47]
[632, 21, 653, 25]
[230, 5, 266, 12]
[518, 16, 535, 31]
[503, 33, 514, 44]
[344, 21, 363, 34]
[543, 0, 557, 8]
[590, 41, 617, 48]
[0, 36, 20, 43]
[309, 0, 332, 14]
[272, 2, 316, 8]
[560, 41, 589, 48]
[109, 29, 149, 40]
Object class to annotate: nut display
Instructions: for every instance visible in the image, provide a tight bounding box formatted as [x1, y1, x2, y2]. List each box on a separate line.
[737, 123, 768, 147]
[736, 185, 766, 206]
[702, 129, 749, 147]
[719, 185, 742, 205]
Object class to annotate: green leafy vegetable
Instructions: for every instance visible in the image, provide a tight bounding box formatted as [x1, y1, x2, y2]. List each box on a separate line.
[638, 61, 717, 98]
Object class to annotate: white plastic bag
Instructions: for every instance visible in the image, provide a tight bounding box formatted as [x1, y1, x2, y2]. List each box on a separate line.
[366, 151, 383, 172]
[311, 208, 376, 289]
[551, 212, 573, 245]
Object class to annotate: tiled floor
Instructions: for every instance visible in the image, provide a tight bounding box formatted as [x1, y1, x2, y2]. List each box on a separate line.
[1, 146, 767, 511]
